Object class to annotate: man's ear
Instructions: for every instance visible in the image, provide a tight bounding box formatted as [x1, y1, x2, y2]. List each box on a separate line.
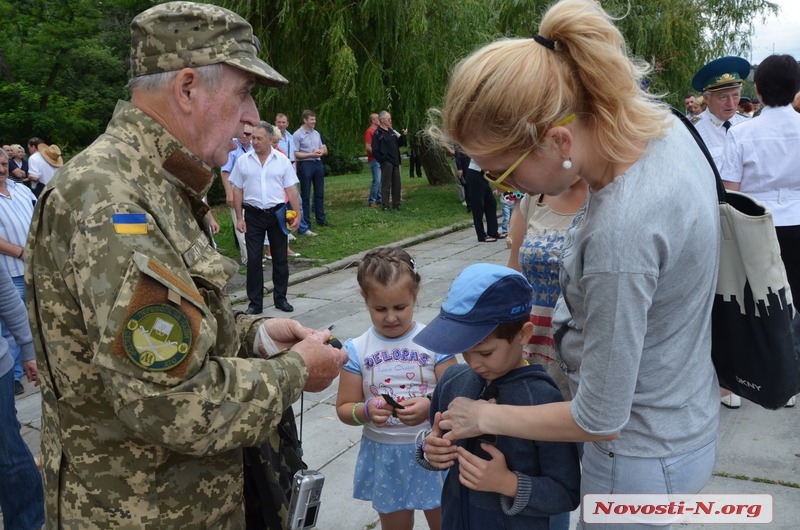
[172, 68, 202, 113]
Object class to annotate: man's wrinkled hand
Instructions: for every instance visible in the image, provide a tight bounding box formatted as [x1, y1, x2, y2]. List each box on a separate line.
[260, 318, 311, 352]
[292, 335, 347, 393]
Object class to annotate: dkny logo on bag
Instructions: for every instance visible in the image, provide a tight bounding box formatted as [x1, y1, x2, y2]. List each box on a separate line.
[735, 376, 761, 392]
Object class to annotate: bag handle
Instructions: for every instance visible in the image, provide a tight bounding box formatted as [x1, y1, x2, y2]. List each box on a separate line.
[670, 108, 726, 204]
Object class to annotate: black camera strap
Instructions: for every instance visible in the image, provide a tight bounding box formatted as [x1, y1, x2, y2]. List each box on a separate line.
[297, 393, 305, 457]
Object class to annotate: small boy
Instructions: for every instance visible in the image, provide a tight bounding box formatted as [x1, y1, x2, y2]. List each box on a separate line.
[413, 263, 580, 530]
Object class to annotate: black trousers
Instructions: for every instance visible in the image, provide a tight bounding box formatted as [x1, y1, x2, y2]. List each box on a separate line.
[409, 151, 422, 178]
[380, 162, 401, 208]
[244, 205, 289, 311]
[465, 168, 498, 241]
[776, 224, 800, 302]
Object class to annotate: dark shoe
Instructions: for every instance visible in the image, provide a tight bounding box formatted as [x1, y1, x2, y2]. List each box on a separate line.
[274, 300, 294, 313]
[317, 220, 332, 227]
[244, 306, 262, 315]
[15, 380, 24, 395]
[382, 206, 391, 211]
[393, 205, 401, 211]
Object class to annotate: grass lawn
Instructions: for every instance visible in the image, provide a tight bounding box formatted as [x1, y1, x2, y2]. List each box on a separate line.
[210, 163, 472, 266]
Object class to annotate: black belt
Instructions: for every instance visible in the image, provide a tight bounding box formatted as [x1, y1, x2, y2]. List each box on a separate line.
[243, 203, 282, 214]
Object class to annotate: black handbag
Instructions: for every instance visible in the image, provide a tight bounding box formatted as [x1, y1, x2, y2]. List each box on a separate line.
[673, 109, 800, 409]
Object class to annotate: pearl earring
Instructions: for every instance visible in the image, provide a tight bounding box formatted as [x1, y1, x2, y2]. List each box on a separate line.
[562, 158, 572, 170]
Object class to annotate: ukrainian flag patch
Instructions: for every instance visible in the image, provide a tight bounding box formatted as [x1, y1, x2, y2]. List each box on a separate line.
[113, 213, 148, 235]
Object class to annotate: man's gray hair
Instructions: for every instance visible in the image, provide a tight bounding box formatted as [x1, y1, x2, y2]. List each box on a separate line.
[254, 121, 275, 137]
[378, 110, 390, 121]
[128, 63, 226, 93]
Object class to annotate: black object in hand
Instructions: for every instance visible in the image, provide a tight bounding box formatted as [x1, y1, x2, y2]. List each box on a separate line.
[326, 325, 342, 348]
[381, 393, 405, 409]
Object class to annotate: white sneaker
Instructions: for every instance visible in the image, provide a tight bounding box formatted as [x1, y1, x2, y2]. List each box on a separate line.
[785, 395, 796, 408]
[302, 230, 318, 237]
[721, 394, 741, 409]
[287, 233, 296, 241]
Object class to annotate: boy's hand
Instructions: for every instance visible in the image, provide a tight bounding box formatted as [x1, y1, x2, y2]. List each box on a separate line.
[396, 396, 430, 426]
[456, 443, 518, 497]
[423, 412, 458, 469]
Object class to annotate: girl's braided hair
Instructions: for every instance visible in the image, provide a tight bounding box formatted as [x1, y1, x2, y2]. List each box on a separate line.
[356, 247, 421, 298]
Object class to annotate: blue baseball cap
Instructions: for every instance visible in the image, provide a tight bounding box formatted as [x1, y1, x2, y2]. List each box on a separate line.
[413, 264, 533, 354]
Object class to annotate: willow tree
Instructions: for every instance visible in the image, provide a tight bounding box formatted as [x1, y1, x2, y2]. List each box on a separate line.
[221, 0, 494, 182]
[492, 0, 779, 107]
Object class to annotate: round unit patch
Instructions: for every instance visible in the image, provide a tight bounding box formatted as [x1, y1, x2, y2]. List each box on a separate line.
[123, 303, 192, 371]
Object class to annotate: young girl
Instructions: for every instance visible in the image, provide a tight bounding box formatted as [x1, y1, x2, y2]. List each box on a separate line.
[336, 247, 457, 530]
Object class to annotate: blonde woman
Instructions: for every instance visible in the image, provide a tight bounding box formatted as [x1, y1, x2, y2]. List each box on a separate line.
[8, 144, 28, 183]
[427, 0, 721, 524]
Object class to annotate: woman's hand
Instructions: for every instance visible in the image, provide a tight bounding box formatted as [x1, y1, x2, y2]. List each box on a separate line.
[440, 397, 490, 441]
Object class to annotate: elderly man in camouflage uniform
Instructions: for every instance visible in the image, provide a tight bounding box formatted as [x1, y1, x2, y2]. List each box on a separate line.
[25, 3, 346, 529]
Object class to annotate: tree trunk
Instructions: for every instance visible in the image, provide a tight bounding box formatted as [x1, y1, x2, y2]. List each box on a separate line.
[411, 130, 454, 185]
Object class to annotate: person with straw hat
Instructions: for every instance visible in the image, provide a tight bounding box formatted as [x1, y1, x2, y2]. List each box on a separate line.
[26, 138, 61, 196]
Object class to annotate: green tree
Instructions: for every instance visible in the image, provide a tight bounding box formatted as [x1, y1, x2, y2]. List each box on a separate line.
[0, 0, 150, 152]
[221, 0, 495, 181]
[0, 0, 782, 169]
[492, 0, 779, 107]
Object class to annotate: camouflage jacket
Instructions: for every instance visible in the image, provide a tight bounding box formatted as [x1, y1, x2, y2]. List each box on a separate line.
[25, 101, 308, 529]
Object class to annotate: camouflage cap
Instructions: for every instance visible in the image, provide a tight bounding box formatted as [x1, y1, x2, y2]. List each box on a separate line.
[130, 1, 287, 87]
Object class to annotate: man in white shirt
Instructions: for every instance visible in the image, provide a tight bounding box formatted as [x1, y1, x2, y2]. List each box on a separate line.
[26, 138, 58, 196]
[692, 56, 750, 169]
[220, 124, 253, 263]
[231, 122, 300, 314]
[692, 55, 751, 409]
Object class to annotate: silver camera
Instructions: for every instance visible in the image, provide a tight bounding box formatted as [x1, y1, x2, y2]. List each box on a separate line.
[287, 469, 325, 529]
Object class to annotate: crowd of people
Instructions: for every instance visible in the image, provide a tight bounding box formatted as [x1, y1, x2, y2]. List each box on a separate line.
[2, 0, 799, 528]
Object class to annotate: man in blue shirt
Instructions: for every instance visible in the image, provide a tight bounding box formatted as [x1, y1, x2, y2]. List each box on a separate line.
[220, 124, 253, 263]
[293, 110, 328, 235]
[275, 113, 296, 165]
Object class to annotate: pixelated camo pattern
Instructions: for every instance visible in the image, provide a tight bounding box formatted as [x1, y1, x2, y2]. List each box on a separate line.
[130, 1, 288, 86]
[25, 100, 306, 529]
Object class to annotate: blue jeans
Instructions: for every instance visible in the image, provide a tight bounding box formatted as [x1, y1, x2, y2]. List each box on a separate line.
[500, 201, 513, 233]
[297, 159, 326, 232]
[578, 438, 717, 529]
[0, 275, 25, 382]
[0, 370, 44, 529]
[368, 160, 382, 205]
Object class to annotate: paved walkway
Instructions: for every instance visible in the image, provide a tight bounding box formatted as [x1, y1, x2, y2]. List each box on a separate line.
[13, 225, 799, 529]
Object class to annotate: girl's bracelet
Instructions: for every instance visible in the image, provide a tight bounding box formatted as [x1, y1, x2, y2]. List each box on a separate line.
[352, 402, 365, 426]
[363, 397, 374, 423]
